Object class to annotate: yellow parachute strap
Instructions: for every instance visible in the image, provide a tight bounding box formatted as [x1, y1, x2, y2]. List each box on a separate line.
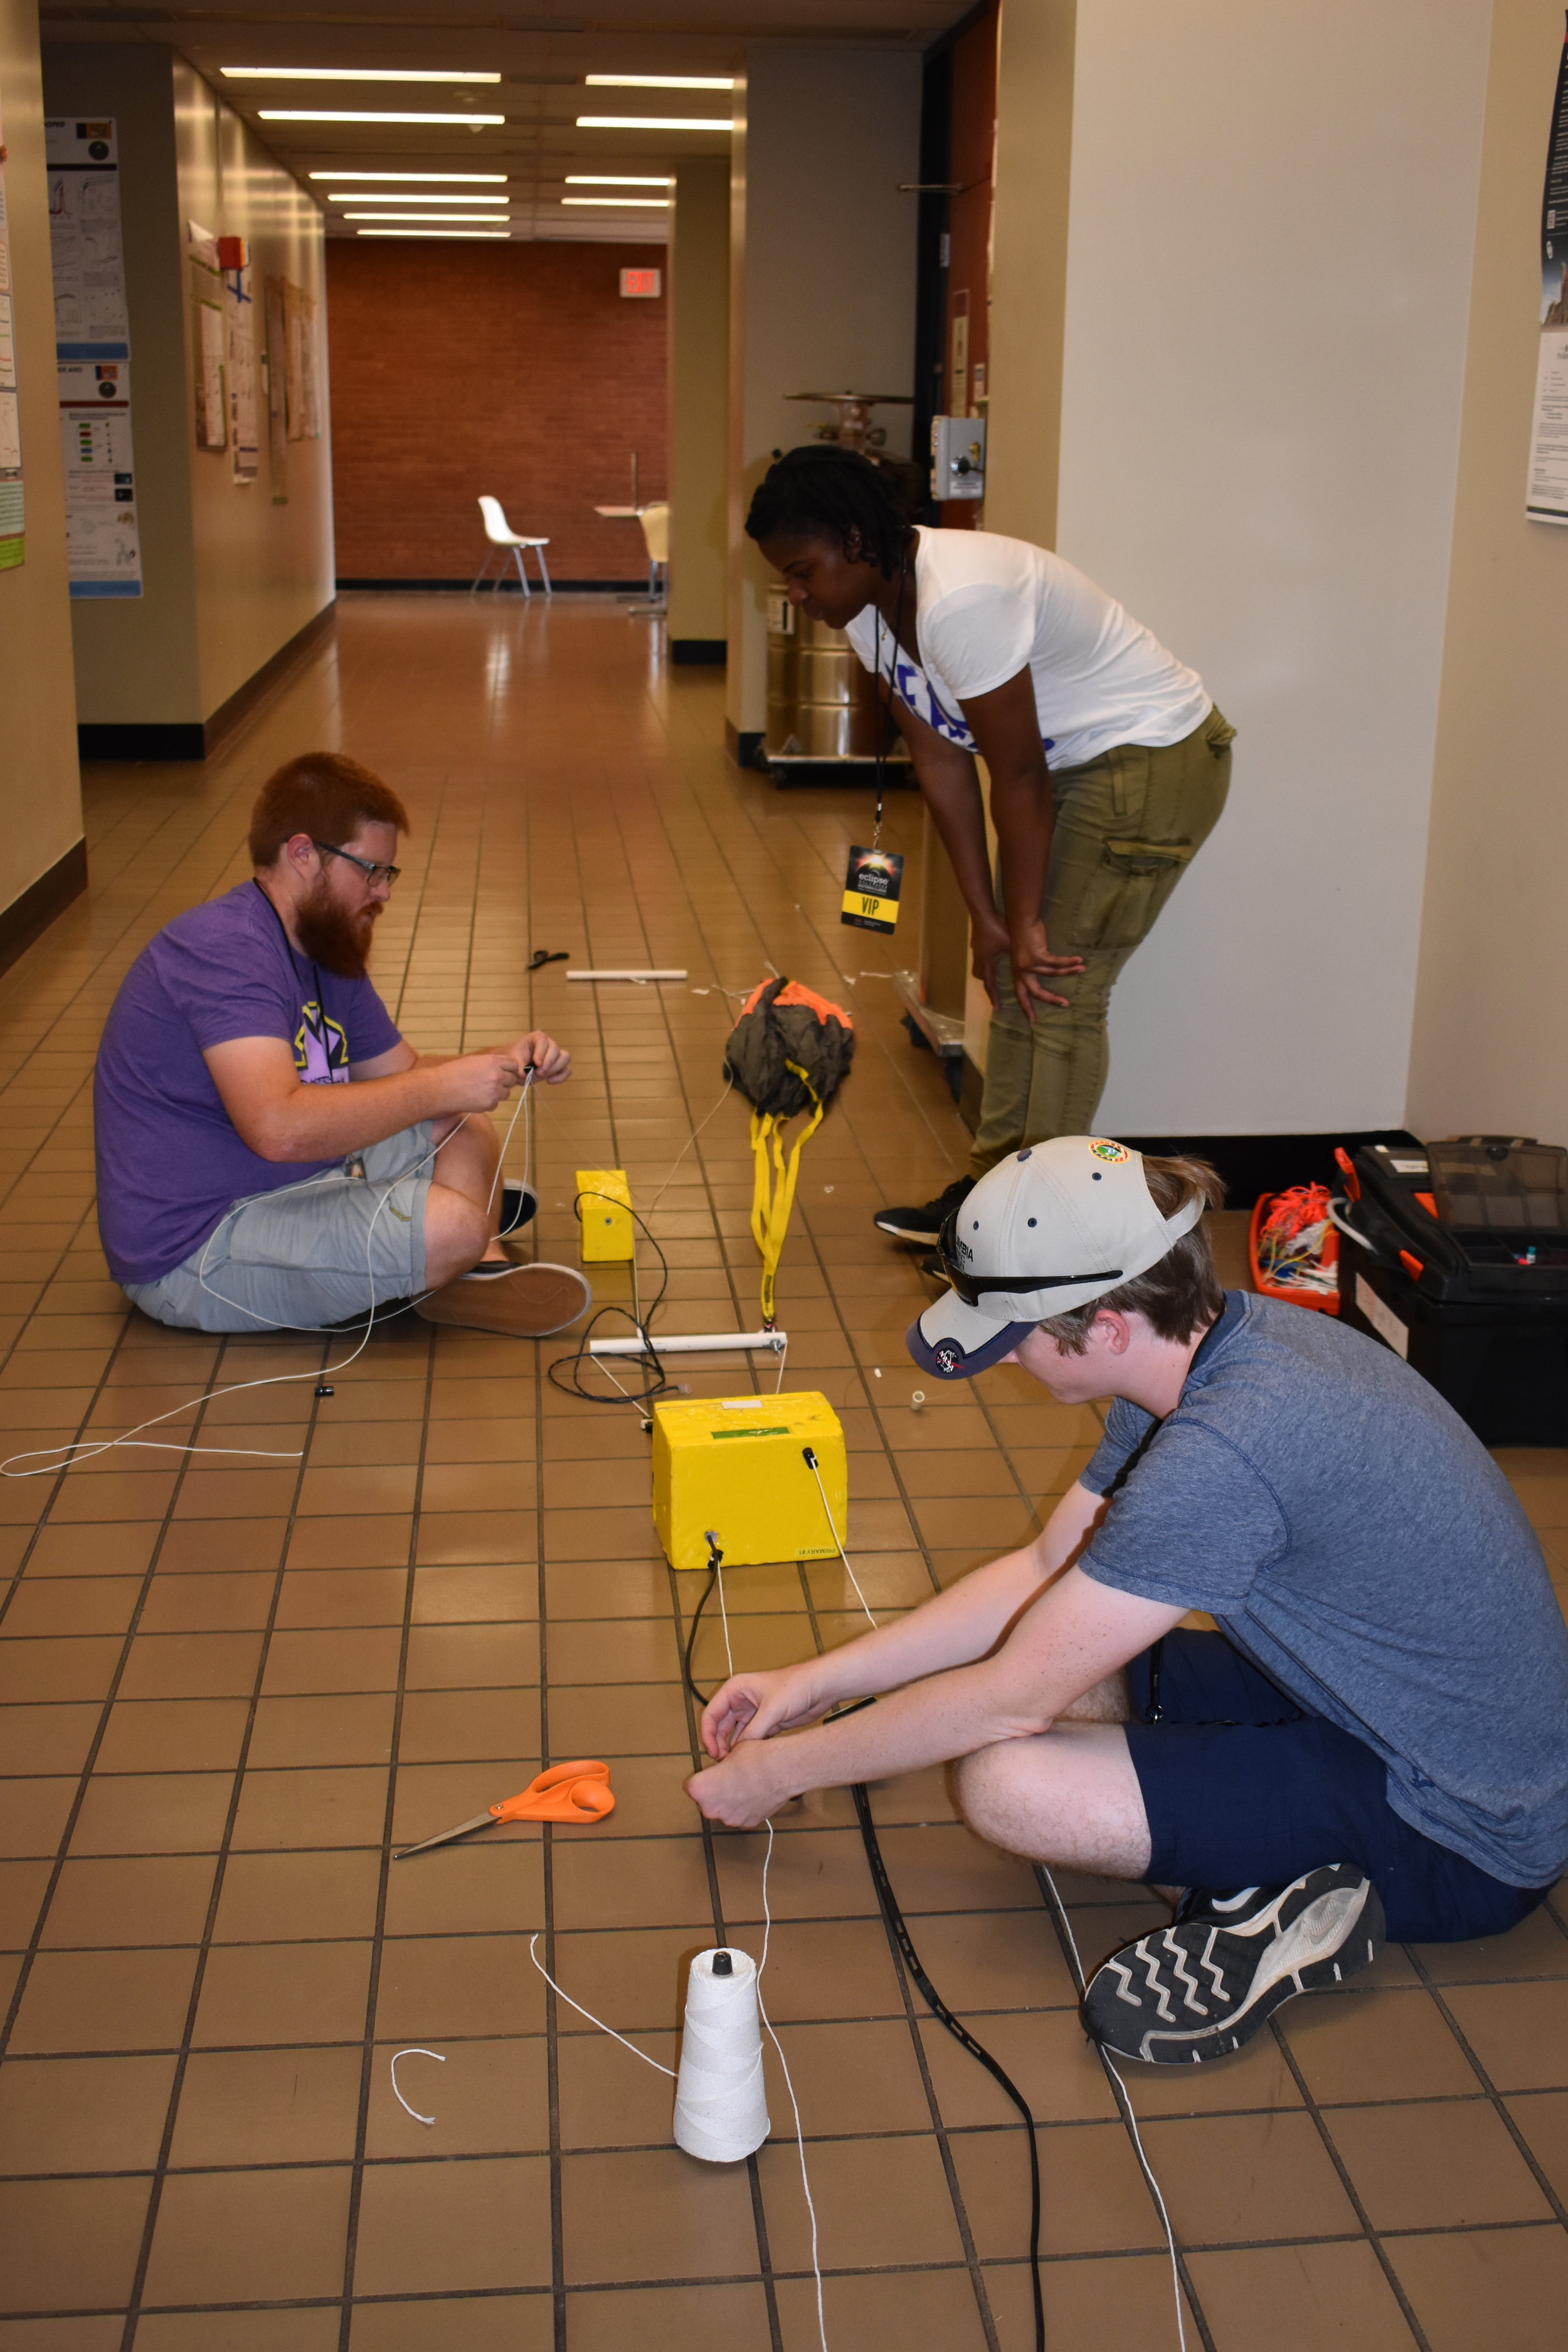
[748, 1062, 824, 1327]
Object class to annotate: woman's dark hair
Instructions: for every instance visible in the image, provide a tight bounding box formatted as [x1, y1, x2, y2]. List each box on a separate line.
[1036, 1155, 1227, 1352]
[743, 445, 914, 577]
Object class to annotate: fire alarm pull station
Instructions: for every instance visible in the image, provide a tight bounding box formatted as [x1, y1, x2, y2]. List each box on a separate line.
[931, 414, 987, 502]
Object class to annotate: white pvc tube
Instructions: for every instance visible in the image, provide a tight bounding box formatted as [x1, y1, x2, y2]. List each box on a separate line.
[588, 1329, 785, 1356]
[566, 969, 687, 982]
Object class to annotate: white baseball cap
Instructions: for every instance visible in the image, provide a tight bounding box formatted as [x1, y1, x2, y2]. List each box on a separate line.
[906, 1136, 1205, 1380]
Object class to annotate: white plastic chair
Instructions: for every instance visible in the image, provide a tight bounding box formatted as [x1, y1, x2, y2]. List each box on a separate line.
[625, 501, 669, 612]
[471, 496, 552, 597]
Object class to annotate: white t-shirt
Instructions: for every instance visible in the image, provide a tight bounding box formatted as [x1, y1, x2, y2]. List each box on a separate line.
[842, 526, 1210, 770]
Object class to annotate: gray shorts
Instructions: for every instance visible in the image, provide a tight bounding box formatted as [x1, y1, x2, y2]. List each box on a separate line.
[125, 1123, 435, 1335]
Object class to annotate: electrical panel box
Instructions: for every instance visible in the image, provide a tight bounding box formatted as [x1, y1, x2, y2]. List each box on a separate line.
[931, 413, 987, 502]
[651, 1391, 847, 1571]
[576, 1168, 635, 1264]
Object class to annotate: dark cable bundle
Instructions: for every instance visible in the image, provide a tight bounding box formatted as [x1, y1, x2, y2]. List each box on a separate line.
[546, 1190, 673, 1407]
[852, 1783, 1047, 2352]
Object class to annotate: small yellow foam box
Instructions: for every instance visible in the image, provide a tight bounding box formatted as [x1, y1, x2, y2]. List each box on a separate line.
[651, 1391, 847, 1571]
[576, 1168, 634, 1263]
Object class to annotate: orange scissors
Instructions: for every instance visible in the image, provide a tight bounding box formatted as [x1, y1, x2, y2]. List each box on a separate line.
[393, 1760, 614, 1860]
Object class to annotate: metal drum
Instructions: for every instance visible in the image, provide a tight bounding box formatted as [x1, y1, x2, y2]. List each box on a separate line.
[765, 593, 885, 765]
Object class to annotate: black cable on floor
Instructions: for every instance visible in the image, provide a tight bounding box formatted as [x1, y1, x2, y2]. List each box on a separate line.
[852, 1780, 1046, 2352]
[546, 1192, 674, 1407]
[681, 1552, 721, 1707]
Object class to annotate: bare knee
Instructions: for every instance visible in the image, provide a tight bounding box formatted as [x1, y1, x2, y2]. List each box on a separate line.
[423, 1185, 489, 1287]
[954, 1743, 1028, 1850]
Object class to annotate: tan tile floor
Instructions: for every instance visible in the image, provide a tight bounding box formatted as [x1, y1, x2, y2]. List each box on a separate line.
[0, 594, 1566, 2350]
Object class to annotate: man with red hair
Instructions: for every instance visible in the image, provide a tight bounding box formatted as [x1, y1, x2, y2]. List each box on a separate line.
[94, 751, 588, 1339]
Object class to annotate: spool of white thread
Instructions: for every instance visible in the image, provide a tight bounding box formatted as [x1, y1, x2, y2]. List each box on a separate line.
[673, 1947, 770, 2163]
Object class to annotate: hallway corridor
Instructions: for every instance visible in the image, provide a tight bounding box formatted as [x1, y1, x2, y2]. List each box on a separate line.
[0, 598, 1565, 2351]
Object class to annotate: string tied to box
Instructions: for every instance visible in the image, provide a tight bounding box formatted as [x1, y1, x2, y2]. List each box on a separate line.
[723, 978, 854, 1328]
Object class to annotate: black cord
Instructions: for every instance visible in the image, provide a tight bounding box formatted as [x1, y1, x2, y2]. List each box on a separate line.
[682, 1540, 722, 1707]
[546, 1192, 674, 1407]
[853, 1782, 1046, 2352]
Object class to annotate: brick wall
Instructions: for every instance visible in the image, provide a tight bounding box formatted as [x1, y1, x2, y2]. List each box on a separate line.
[326, 240, 668, 583]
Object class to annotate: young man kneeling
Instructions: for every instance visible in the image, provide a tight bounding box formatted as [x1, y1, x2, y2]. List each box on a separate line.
[95, 751, 588, 1340]
[687, 1139, 1568, 2062]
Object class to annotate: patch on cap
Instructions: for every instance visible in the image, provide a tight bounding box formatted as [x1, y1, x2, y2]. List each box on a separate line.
[932, 1336, 967, 1375]
[1089, 1139, 1131, 1165]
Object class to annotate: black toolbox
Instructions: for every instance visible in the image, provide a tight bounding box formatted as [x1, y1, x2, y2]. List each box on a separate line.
[1334, 1136, 1568, 1446]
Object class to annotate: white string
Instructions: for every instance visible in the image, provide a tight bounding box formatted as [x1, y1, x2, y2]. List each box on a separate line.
[772, 1333, 790, 1394]
[716, 1549, 735, 1682]
[644, 1073, 735, 1214]
[389, 2046, 445, 2126]
[756, 1818, 827, 2352]
[1044, 1888, 1189, 2352]
[527, 1933, 677, 2077]
[3, 1074, 534, 1482]
[805, 1454, 877, 1631]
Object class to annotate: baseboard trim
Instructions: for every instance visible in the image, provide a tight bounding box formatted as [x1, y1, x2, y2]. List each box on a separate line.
[78, 601, 336, 765]
[0, 839, 88, 978]
[1116, 1130, 1421, 1209]
[670, 638, 726, 665]
[336, 577, 647, 594]
[725, 719, 766, 770]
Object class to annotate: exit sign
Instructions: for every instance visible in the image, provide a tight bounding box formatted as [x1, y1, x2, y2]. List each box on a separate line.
[620, 268, 662, 299]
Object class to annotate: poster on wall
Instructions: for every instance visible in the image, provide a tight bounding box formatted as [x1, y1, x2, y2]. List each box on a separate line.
[44, 117, 129, 359]
[58, 359, 140, 595]
[263, 274, 288, 501]
[0, 97, 24, 571]
[1527, 13, 1568, 522]
[283, 279, 321, 440]
[225, 263, 258, 481]
[194, 298, 226, 449]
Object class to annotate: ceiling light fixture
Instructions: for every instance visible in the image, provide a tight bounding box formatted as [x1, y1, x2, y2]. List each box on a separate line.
[564, 174, 673, 186]
[576, 115, 733, 132]
[309, 171, 506, 182]
[356, 227, 511, 239]
[260, 109, 504, 125]
[583, 75, 734, 90]
[326, 191, 511, 203]
[560, 196, 670, 208]
[346, 210, 511, 222]
[225, 67, 501, 83]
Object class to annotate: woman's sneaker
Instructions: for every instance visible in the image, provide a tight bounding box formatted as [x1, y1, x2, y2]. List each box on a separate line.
[872, 1174, 973, 1244]
[1081, 1864, 1385, 2065]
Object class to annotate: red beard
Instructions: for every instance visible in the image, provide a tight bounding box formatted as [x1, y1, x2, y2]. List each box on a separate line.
[294, 879, 379, 980]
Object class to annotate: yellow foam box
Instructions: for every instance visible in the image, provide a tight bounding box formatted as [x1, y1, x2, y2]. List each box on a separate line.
[651, 1391, 847, 1571]
[576, 1168, 634, 1263]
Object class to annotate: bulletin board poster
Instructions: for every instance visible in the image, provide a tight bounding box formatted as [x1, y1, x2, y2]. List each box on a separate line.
[263, 274, 289, 500]
[1527, 15, 1568, 522]
[193, 297, 226, 450]
[0, 101, 23, 572]
[58, 359, 141, 595]
[44, 117, 129, 361]
[226, 266, 258, 481]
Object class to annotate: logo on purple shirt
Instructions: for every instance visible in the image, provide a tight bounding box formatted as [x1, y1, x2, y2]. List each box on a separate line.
[294, 1000, 351, 1086]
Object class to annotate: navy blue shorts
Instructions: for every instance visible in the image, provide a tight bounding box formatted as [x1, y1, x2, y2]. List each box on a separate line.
[1123, 1631, 1553, 1945]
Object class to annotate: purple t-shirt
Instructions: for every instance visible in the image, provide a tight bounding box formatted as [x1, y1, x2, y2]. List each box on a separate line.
[94, 881, 403, 1283]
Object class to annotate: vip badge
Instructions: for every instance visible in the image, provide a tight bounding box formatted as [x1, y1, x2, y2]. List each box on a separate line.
[840, 845, 904, 935]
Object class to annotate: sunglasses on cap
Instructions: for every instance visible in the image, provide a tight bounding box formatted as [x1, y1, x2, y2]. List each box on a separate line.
[936, 1209, 1121, 1310]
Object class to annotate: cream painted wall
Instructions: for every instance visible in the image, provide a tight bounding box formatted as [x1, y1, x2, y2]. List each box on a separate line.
[41, 44, 331, 728]
[1406, 1, 1568, 1145]
[987, 0, 1492, 1138]
[0, 0, 82, 911]
[174, 56, 332, 720]
[725, 47, 921, 741]
[668, 156, 728, 648]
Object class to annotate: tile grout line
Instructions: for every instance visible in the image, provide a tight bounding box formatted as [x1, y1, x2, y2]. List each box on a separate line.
[117, 1333, 332, 2352]
[336, 1315, 438, 2352]
[1402, 1944, 1568, 2236]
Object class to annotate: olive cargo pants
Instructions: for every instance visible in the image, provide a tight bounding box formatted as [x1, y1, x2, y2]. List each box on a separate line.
[969, 706, 1234, 1177]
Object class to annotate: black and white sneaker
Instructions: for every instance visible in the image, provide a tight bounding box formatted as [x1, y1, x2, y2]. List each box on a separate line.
[1081, 1864, 1385, 2065]
[499, 1180, 537, 1237]
[872, 1175, 973, 1245]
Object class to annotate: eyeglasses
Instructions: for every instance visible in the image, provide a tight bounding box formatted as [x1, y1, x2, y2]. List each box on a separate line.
[937, 1210, 1120, 1308]
[312, 840, 401, 887]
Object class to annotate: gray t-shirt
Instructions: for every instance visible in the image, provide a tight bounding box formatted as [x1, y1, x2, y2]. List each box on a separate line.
[1080, 1291, 1568, 1886]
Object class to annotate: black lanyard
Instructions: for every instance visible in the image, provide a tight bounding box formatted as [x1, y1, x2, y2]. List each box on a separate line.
[871, 543, 911, 850]
[253, 877, 326, 1027]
